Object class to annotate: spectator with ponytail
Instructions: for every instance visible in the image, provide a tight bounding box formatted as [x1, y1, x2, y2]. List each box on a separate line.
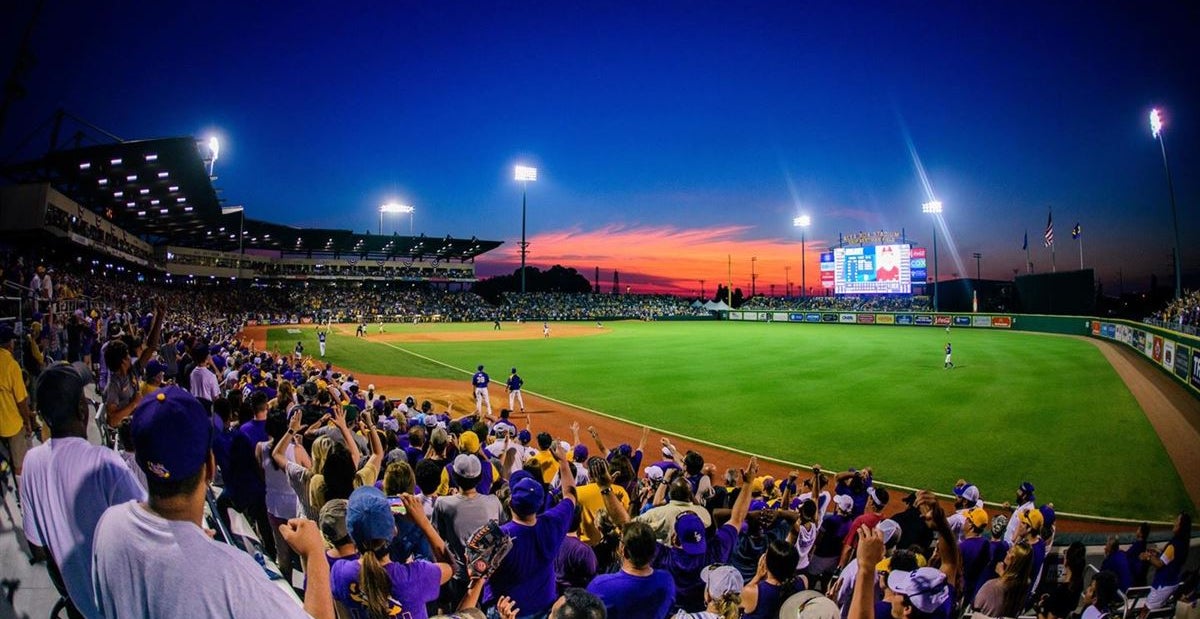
[741, 539, 802, 619]
[973, 541, 1035, 617]
[332, 486, 451, 619]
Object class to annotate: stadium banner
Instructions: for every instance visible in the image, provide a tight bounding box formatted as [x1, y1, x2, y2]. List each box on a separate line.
[953, 316, 972, 326]
[1132, 330, 1147, 354]
[1091, 321, 1101, 335]
[972, 316, 991, 327]
[1152, 336, 1164, 363]
[821, 313, 838, 323]
[857, 314, 876, 324]
[1163, 340, 1175, 370]
[1101, 323, 1116, 338]
[991, 316, 1013, 328]
[839, 313, 856, 323]
[788, 313, 805, 322]
[245, 319, 258, 326]
[875, 314, 895, 324]
[805, 313, 821, 323]
[915, 315, 934, 326]
[772, 312, 789, 322]
[1175, 345, 1190, 380]
[1192, 352, 1200, 390]
[300, 317, 313, 324]
[896, 314, 915, 325]
[1116, 324, 1132, 344]
[934, 315, 952, 326]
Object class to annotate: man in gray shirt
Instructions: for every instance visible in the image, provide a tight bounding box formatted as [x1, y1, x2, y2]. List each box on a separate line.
[433, 454, 503, 606]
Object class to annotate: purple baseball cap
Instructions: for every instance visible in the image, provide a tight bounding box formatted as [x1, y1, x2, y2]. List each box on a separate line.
[674, 512, 706, 555]
[132, 387, 213, 481]
[510, 477, 545, 517]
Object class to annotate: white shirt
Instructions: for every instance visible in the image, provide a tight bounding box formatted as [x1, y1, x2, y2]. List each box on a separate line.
[92, 501, 308, 618]
[1004, 501, 1035, 544]
[190, 365, 220, 401]
[19, 437, 145, 619]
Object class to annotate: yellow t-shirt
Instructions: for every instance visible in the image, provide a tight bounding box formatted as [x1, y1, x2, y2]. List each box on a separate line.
[529, 449, 559, 485]
[575, 483, 630, 545]
[0, 348, 28, 437]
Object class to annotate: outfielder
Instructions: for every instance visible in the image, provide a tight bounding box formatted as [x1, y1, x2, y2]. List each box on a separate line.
[506, 367, 525, 413]
[318, 329, 327, 357]
[944, 342, 954, 369]
[472, 364, 492, 415]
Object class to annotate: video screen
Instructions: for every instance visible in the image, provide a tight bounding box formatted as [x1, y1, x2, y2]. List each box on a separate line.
[831, 244, 912, 294]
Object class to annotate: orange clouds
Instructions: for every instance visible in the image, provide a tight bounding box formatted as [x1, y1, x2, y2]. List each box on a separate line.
[478, 224, 831, 295]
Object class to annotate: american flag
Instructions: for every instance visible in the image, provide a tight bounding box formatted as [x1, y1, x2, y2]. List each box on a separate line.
[1044, 211, 1054, 247]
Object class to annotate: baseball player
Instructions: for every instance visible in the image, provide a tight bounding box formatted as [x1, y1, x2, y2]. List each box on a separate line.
[294, 340, 304, 361]
[472, 364, 492, 415]
[542, 322, 550, 338]
[506, 367, 525, 413]
[378, 317, 384, 333]
[944, 342, 954, 369]
[318, 329, 327, 357]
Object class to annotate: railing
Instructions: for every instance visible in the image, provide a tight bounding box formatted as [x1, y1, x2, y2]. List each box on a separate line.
[1142, 317, 1198, 337]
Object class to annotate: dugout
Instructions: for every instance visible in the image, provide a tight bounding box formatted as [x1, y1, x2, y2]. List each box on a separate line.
[1014, 269, 1096, 315]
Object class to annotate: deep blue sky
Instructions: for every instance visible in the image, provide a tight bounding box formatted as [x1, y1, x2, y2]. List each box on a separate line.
[2, 2, 1196, 293]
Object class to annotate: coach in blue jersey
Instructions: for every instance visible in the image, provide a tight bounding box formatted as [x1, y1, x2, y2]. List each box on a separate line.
[507, 367, 525, 413]
[472, 365, 492, 415]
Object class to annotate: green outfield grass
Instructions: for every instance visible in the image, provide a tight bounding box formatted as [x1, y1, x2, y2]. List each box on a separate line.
[269, 321, 1188, 520]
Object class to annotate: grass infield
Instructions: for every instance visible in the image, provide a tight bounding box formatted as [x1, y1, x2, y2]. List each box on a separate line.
[269, 320, 1188, 520]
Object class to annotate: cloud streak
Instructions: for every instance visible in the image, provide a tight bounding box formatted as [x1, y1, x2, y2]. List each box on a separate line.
[478, 224, 832, 295]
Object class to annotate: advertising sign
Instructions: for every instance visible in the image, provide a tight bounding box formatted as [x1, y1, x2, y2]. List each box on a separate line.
[915, 315, 934, 326]
[1192, 351, 1200, 390]
[1101, 323, 1116, 338]
[934, 315, 952, 326]
[840, 314, 856, 323]
[821, 313, 838, 323]
[953, 316, 972, 326]
[875, 314, 895, 324]
[857, 314, 876, 324]
[896, 314, 915, 325]
[1132, 330, 1146, 353]
[789, 313, 805, 322]
[1091, 321, 1101, 335]
[805, 313, 821, 323]
[991, 316, 1012, 328]
[1152, 336, 1164, 363]
[1163, 340, 1175, 370]
[1174, 345, 1190, 380]
[972, 316, 991, 327]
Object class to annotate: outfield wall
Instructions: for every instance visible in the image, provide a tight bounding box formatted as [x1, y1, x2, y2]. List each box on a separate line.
[726, 310, 1200, 399]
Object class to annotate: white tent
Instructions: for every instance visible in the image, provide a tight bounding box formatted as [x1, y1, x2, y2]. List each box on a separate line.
[690, 300, 704, 309]
[703, 300, 731, 311]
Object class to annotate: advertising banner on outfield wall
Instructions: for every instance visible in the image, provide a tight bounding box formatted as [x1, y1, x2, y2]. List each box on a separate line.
[1164, 341, 1175, 370]
[896, 315, 914, 325]
[822, 313, 837, 322]
[935, 315, 951, 326]
[840, 314, 856, 323]
[1192, 352, 1200, 390]
[1101, 323, 1116, 338]
[1092, 321, 1101, 335]
[1116, 325, 1132, 344]
[915, 315, 934, 326]
[1174, 345, 1190, 380]
[805, 314, 821, 323]
[1133, 330, 1147, 354]
[953, 316, 972, 326]
[857, 314, 876, 324]
[991, 316, 1012, 328]
[876, 314, 895, 324]
[1152, 336, 1164, 363]
[789, 313, 805, 322]
[972, 316, 991, 327]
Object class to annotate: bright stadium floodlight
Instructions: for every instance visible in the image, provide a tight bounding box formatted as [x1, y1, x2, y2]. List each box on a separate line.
[514, 165, 538, 182]
[379, 203, 415, 234]
[208, 136, 220, 162]
[922, 200, 943, 310]
[1148, 107, 1181, 299]
[793, 215, 812, 298]
[515, 164, 539, 292]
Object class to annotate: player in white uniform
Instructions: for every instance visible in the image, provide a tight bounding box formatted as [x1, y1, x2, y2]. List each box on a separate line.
[472, 365, 491, 415]
[543, 322, 550, 338]
[318, 330, 327, 358]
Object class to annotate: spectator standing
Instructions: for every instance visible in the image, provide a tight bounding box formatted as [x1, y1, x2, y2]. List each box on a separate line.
[433, 453, 503, 607]
[588, 521, 676, 619]
[1141, 512, 1192, 609]
[91, 387, 334, 619]
[20, 363, 145, 619]
[0, 324, 33, 475]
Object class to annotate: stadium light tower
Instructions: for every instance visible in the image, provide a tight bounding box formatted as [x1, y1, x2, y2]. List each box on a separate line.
[793, 215, 811, 299]
[379, 203, 414, 235]
[922, 200, 943, 311]
[206, 136, 220, 177]
[1150, 109, 1182, 300]
[514, 165, 538, 293]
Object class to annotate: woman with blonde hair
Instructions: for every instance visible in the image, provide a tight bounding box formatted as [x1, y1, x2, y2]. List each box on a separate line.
[675, 565, 744, 619]
[973, 541, 1035, 618]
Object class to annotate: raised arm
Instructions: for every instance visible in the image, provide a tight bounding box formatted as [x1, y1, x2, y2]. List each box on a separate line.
[917, 493, 960, 583]
[587, 425, 608, 456]
[331, 407, 361, 466]
[554, 441, 576, 500]
[635, 425, 649, 454]
[401, 493, 449, 562]
[849, 525, 885, 619]
[727, 456, 758, 531]
[361, 414, 384, 471]
[136, 300, 166, 368]
[594, 459, 630, 528]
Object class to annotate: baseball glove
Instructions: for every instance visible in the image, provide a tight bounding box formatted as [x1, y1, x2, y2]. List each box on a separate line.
[463, 520, 512, 580]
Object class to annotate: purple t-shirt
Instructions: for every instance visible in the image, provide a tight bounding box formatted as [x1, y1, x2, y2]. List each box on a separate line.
[587, 569, 676, 619]
[554, 535, 598, 594]
[485, 497, 576, 615]
[959, 536, 991, 601]
[652, 523, 738, 612]
[330, 558, 442, 619]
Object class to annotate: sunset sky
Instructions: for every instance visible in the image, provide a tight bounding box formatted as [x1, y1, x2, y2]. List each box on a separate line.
[2, 2, 1196, 294]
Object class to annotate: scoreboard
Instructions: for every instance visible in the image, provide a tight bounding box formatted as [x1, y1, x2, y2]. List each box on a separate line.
[819, 244, 927, 295]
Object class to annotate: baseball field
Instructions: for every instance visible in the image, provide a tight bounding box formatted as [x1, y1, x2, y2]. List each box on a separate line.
[264, 320, 1191, 522]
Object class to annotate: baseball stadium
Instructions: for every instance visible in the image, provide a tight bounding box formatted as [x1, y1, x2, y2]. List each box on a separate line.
[1, 5, 1198, 619]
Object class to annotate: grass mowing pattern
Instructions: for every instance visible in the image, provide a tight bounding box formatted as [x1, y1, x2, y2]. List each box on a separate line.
[270, 321, 1188, 520]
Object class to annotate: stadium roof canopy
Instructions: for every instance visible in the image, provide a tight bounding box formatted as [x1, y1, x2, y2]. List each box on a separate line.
[3, 133, 502, 261]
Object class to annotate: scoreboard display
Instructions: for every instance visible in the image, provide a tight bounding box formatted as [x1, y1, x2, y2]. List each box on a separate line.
[819, 244, 924, 295]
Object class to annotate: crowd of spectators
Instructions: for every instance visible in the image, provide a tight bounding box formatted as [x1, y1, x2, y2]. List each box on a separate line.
[740, 295, 933, 313]
[2, 253, 1197, 619]
[497, 293, 706, 321]
[1147, 289, 1200, 335]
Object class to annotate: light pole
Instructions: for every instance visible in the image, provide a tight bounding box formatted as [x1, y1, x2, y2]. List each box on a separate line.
[922, 201, 943, 311]
[973, 252, 982, 281]
[514, 165, 538, 293]
[793, 216, 811, 299]
[784, 265, 791, 297]
[379, 203, 414, 235]
[751, 256, 757, 297]
[1150, 109, 1182, 300]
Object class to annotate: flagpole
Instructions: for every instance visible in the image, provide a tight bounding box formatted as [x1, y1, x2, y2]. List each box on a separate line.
[1078, 235, 1083, 270]
[1024, 230, 1032, 274]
